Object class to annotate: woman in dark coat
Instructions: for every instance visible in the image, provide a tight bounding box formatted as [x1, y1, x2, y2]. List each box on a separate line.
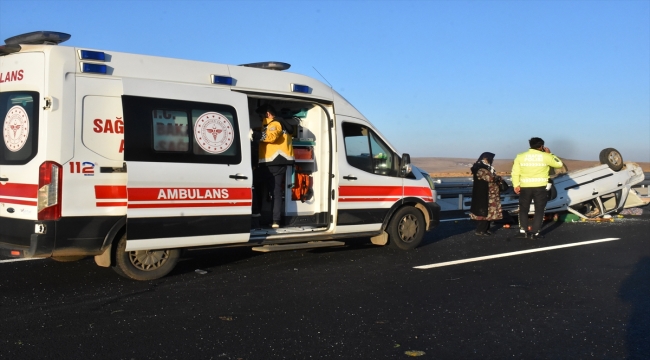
[469, 152, 503, 236]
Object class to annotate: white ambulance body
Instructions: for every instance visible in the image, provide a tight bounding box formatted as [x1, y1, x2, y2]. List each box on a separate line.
[0, 31, 440, 280]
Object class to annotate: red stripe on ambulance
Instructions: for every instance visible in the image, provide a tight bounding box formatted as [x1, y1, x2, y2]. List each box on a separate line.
[128, 187, 250, 201]
[94, 185, 127, 207]
[339, 185, 402, 197]
[338, 185, 433, 202]
[0, 182, 38, 198]
[404, 186, 434, 201]
[338, 197, 401, 202]
[128, 201, 252, 209]
[95, 185, 127, 199]
[0, 197, 37, 206]
[338, 186, 400, 203]
[125, 187, 251, 209]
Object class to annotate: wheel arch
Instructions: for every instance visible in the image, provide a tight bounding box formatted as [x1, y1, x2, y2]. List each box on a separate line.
[381, 197, 431, 232]
[94, 216, 126, 268]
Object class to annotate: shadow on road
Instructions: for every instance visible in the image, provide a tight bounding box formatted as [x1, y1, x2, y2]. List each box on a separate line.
[171, 246, 264, 277]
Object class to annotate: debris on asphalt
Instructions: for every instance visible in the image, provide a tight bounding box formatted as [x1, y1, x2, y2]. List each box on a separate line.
[405, 350, 426, 357]
[195, 269, 208, 275]
[619, 207, 644, 215]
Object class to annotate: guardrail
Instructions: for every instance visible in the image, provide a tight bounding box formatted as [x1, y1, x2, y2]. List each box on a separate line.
[432, 173, 650, 211]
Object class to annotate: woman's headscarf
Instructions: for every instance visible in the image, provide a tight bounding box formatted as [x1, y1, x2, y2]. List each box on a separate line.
[470, 152, 496, 176]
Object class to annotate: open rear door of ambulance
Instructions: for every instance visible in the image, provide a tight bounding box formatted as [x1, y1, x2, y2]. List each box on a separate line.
[121, 79, 252, 251]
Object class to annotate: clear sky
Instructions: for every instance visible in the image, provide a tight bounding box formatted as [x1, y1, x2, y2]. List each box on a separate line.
[1, 0, 648, 161]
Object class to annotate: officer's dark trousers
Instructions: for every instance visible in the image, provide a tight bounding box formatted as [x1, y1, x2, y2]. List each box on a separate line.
[518, 186, 548, 234]
[252, 165, 286, 223]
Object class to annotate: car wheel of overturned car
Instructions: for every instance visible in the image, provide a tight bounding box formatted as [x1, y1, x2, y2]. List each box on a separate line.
[51, 256, 87, 262]
[599, 148, 624, 172]
[388, 206, 425, 250]
[112, 234, 180, 281]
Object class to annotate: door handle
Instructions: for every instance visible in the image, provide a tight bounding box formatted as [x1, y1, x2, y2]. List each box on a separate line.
[343, 175, 357, 181]
[229, 174, 248, 180]
[0, 177, 8, 182]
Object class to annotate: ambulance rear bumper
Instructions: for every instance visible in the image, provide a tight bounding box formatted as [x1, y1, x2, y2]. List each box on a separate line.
[0, 216, 120, 258]
[0, 218, 56, 258]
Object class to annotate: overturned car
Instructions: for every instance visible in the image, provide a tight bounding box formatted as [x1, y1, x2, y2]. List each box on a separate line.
[499, 148, 646, 219]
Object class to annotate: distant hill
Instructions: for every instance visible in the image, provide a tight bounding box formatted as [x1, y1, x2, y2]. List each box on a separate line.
[412, 157, 650, 177]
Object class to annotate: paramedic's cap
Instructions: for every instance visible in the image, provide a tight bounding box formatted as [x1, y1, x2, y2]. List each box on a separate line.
[255, 104, 276, 116]
[529, 137, 544, 149]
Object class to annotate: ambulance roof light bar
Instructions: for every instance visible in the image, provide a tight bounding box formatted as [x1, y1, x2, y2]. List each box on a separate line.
[239, 61, 291, 71]
[4, 31, 71, 45]
[0, 45, 20, 56]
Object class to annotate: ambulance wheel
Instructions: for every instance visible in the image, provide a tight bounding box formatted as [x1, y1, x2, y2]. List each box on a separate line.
[599, 148, 623, 171]
[388, 207, 425, 250]
[112, 234, 180, 281]
[51, 256, 86, 262]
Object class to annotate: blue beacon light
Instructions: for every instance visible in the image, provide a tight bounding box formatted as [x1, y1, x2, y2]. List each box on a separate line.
[212, 75, 234, 85]
[79, 50, 106, 61]
[81, 63, 107, 74]
[291, 84, 310, 94]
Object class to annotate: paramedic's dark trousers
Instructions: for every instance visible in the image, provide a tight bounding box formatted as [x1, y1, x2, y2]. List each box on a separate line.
[518, 186, 548, 234]
[252, 165, 286, 223]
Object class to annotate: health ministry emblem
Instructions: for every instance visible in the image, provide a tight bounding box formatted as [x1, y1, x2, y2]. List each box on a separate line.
[3, 105, 30, 152]
[194, 112, 234, 154]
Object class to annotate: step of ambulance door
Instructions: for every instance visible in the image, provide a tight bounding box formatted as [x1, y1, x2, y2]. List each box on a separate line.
[121, 79, 252, 251]
[335, 117, 403, 234]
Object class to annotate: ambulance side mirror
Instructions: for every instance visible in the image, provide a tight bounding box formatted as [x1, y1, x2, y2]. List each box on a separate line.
[400, 153, 412, 177]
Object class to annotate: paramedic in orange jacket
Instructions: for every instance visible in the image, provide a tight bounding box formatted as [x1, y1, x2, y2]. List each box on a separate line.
[251, 104, 294, 228]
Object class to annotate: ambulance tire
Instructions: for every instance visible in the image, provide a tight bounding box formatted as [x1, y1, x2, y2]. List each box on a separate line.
[51, 256, 86, 262]
[599, 148, 624, 172]
[112, 234, 180, 281]
[387, 206, 425, 250]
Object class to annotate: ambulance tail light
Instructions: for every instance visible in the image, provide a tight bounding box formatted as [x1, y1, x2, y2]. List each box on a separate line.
[37, 161, 62, 221]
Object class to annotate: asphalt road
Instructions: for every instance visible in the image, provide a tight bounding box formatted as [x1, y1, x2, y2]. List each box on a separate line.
[1, 211, 649, 360]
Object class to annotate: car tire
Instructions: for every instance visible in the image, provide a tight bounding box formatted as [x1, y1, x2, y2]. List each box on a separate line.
[387, 206, 425, 250]
[112, 234, 180, 281]
[51, 256, 86, 262]
[599, 148, 624, 171]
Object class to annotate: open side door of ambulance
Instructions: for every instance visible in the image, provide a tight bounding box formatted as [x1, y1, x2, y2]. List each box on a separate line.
[121, 79, 252, 251]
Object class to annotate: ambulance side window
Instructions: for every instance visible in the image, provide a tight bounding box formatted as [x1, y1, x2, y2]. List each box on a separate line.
[342, 122, 398, 177]
[152, 109, 189, 152]
[0, 92, 39, 165]
[122, 96, 241, 165]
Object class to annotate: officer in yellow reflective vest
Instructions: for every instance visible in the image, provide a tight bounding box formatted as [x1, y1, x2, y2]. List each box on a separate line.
[511, 137, 563, 239]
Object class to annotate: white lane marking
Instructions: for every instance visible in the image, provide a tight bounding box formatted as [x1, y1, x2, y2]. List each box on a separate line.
[0, 258, 43, 264]
[440, 218, 470, 222]
[414, 238, 622, 269]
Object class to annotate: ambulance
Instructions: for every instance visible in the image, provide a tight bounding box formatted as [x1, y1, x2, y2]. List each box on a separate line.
[0, 31, 440, 280]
